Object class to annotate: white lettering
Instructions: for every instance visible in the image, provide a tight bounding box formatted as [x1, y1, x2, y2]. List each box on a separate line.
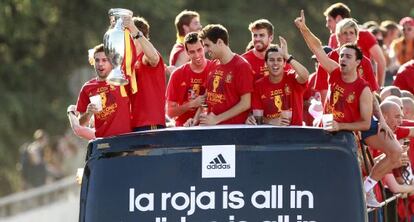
[222, 185, 228, 209]
[296, 190, 314, 209]
[171, 192, 190, 211]
[129, 188, 135, 212]
[161, 193, 171, 210]
[290, 185, 296, 208]
[196, 191, 215, 210]
[228, 191, 245, 209]
[251, 190, 270, 209]
[135, 193, 154, 211]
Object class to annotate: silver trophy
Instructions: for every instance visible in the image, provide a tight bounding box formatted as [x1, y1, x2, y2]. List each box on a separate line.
[103, 8, 133, 86]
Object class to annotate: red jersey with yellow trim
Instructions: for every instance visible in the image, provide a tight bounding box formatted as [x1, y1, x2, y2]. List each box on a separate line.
[325, 68, 369, 123]
[76, 78, 131, 137]
[130, 52, 166, 128]
[205, 54, 254, 124]
[166, 60, 215, 126]
[242, 50, 293, 82]
[252, 71, 307, 125]
[315, 50, 379, 92]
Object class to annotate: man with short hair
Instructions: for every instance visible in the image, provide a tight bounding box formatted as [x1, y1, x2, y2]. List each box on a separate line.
[295, 10, 402, 207]
[323, 2, 386, 87]
[249, 37, 309, 126]
[166, 32, 215, 126]
[124, 16, 166, 131]
[169, 10, 202, 67]
[402, 90, 414, 100]
[199, 24, 254, 125]
[380, 85, 402, 101]
[314, 18, 394, 138]
[76, 44, 131, 137]
[242, 19, 274, 81]
[315, 18, 379, 100]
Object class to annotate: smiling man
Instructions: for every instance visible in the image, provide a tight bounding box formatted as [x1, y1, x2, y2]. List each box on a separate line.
[249, 37, 309, 126]
[242, 19, 274, 82]
[169, 10, 203, 68]
[198, 24, 254, 125]
[166, 32, 215, 126]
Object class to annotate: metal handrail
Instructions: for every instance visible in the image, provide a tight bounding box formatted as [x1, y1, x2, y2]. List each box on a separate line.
[367, 193, 403, 213]
[0, 175, 78, 217]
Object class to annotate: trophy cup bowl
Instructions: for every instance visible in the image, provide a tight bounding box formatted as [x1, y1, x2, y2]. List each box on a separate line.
[103, 8, 133, 86]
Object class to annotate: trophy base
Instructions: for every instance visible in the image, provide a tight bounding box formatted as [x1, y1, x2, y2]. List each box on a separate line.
[106, 69, 129, 86]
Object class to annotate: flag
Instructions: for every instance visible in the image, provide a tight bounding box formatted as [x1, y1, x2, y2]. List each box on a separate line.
[120, 28, 138, 97]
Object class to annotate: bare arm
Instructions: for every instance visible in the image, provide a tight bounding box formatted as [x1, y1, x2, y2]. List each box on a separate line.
[372, 93, 394, 139]
[384, 174, 414, 194]
[200, 93, 251, 125]
[291, 59, 309, 84]
[278, 36, 309, 84]
[370, 44, 386, 87]
[369, 44, 386, 87]
[337, 87, 373, 131]
[124, 16, 160, 67]
[133, 31, 160, 67]
[174, 51, 190, 67]
[294, 10, 339, 74]
[68, 113, 95, 140]
[78, 103, 97, 126]
[78, 112, 91, 126]
[166, 95, 205, 118]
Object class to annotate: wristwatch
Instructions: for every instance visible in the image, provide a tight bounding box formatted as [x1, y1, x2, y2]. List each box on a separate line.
[133, 31, 142, 39]
[286, 55, 294, 64]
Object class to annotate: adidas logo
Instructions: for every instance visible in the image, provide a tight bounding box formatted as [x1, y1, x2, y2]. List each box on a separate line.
[207, 154, 231, 169]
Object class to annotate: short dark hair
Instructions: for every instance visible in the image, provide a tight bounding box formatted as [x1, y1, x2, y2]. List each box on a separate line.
[323, 3, 351, 19]
[248, 19, 274, 36]
[340, 43, 363, 61]
[264, 45, 280, 61]
[199, 24, 229, 45]
[133, 17, 150, 38]
[184, 32, 202, 51]
[175, 10, 199, 37]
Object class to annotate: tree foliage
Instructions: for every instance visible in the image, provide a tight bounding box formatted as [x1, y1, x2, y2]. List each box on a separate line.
[0, 0, 413, 196]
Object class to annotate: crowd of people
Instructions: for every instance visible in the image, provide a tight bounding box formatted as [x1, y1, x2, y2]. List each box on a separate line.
[64, 2, 414, 221]
[19, 129, 86, 189]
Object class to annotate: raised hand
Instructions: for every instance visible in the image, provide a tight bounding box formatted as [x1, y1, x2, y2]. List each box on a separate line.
[294, 10, 306, 30]
[278, 36, 289, 59]
[122, 15, 139, 35]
